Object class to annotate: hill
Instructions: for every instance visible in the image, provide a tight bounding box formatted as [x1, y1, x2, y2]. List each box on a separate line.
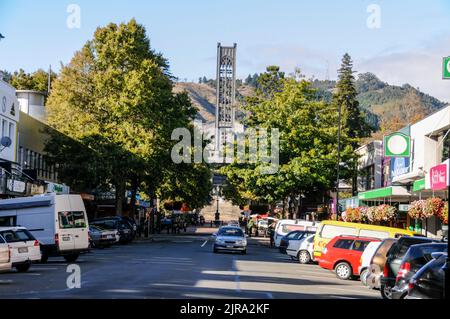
[179, 73, 447, 140]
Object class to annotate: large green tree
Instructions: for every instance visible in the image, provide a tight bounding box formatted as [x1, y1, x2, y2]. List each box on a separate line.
[221, 67, 356, 217]
[45, 19, 197, 215]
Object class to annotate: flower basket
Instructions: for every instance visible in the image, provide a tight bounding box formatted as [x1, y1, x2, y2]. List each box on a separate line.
[439, 202, 448, 225]
[359, 206, 369, 223]
[366, 206, 377, 222]
[375, 204, 397, 222]
[408, 200, 425, 220]
[423, 198, 444, 218]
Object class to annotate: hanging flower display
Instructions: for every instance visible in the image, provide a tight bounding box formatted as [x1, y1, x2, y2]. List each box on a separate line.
[359, 206, 369, 223]
[375, 204, 397, 222]
[345, 207, 362, 222]
[439, 202, 448, 225]
[423, 198, 444, 218]
[366, 206, 377, 222]
[408, 200, 425, 220]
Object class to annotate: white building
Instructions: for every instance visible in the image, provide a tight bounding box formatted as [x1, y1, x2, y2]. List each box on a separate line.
[0, 79, 19, 163]
[356, 140, 383, 192]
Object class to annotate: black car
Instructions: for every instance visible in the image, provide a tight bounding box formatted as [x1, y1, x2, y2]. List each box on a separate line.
[279, 230, 315, 254]
[380, 236, 437, 299]
[407, 252, 447, 299]
[391, 242, 447, 299]
[90, 218, 134, 244]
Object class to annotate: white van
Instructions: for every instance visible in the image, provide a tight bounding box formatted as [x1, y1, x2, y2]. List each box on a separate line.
[0, 194, 89, 262]
[273, 219, 319, 247]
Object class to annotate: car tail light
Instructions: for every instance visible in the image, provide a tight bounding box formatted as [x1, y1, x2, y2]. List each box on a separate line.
[54, 233, 59, 245]
[383, 263, 389, 278]
[408, 278, 416, 291]
[34, 240, 40, 247]
[395, 262, 411, 283]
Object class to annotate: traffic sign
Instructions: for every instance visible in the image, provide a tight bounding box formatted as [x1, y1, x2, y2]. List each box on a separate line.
[384, 132, 411, 157]
[443, 57, 450, 79]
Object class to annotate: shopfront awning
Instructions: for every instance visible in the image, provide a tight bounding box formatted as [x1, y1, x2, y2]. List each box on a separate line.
[358, 186, 411, 201]
[391, 170, 424, 184]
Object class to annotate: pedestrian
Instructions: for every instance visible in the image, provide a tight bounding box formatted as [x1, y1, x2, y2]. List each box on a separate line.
[268, 222, 275, 247]
[247, 218, 254, 237]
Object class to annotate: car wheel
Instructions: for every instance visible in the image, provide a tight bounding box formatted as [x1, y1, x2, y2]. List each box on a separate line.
[335, 262, 352, 280]
[380, 284, 393, 299]
[64, 253, 79, 262]
[16, 263, 31, 272]
[360, 269, 369, 287]
[40, 253, 49, 263]
[298, 250, 311, 264]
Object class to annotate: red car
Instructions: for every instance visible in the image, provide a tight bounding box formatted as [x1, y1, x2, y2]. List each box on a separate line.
[319, 235, 381, 280]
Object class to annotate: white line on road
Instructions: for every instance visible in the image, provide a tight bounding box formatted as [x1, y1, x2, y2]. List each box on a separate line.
[232, 257, 241, 293]
[201, 240, 208, 247]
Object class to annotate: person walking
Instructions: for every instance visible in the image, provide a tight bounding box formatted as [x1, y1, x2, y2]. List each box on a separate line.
[268, 222, 275, 248]
[247, 218, 254, 238]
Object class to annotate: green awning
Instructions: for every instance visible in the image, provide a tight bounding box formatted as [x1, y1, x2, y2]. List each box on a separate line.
[358, 187, 393, 200]
[413, 179, 426, 192]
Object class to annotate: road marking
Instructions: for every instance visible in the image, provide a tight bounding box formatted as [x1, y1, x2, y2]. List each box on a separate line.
[232, 257, 241, 292]
[201, 240, 208, 247]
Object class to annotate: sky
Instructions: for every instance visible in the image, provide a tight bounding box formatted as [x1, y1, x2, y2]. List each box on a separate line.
[1, 0, 450, 102]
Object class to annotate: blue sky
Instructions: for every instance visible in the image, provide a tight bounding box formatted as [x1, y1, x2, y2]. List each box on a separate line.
[1, 0, 450, 101]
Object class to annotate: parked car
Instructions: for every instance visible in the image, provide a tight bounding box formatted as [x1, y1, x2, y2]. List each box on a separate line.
[286, 233, 315, 264]
[366, 238, 398, 290]
[313, 220, 418, 262]
[279, 230, 316, 254]
[319, 235, 381, 280]
[0, 194, 90, 263]
[213, 226, 247, 254]
[89, 225, 117, 248]
[407, 252, 446, 299]
[358, 241, 382, 287]
[274, 219, 319, 248]
[96, 216, 137, 240]
[391, 242, 447, 299]
[380, 236, 436, 299]
[0, 234, 11, 273]
[90, 218, 133, 244]
[0, 227, 41, 272]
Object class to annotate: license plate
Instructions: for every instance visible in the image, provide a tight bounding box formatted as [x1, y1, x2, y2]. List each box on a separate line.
[18, 247, 28, 253]
[62, 236, 71, 241]
[226, 245, 234, 248]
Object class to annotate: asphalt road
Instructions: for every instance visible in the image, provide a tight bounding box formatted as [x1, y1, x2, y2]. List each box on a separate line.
[0, 235, 379, 299]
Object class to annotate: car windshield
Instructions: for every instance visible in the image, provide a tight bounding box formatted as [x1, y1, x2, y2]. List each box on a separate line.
[0, 229, 35, 243]
[218, 228, 244, 237]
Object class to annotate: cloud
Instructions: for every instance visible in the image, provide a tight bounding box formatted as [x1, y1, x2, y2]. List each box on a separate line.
[356, 35, 450, 103]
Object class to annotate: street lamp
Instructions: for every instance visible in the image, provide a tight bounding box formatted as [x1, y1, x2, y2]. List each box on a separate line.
[214, 185, 221, 226]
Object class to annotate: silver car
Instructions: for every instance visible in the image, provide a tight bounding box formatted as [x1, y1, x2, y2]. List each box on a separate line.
[213, 226, 247, 254]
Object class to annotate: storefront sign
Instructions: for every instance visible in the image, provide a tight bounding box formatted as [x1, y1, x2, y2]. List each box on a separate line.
[358, 186, 392, 200]
[399, 204, 411, 212]
[390, 157, 410, 181]
[45, 182, 70, 194]
[413, 178, 426, 192]
[384, 132, 411, 157]
[6, 179, 26, 193]
[430, 163, 448, 190]
[443, 56, 450, 79]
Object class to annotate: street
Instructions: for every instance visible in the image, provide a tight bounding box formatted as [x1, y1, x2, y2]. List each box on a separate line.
[0, 234, 379, 299]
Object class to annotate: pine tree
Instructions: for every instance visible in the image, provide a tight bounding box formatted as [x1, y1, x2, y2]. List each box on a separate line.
[334, 53, 372, 147]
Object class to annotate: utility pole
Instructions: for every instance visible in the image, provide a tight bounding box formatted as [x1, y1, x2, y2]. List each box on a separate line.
[335, 96, 344, 220]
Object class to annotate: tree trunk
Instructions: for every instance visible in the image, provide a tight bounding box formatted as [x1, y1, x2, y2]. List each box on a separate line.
[129, 177, 139, 218]
[115, 177, 126, 216]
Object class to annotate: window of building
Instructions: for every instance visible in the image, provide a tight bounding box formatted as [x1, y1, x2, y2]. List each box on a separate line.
[8, 122, 14, 140]
[1, 119, 6, 138]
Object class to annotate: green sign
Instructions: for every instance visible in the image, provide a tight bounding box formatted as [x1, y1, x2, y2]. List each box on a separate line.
[443, 57, 450, 79]
[384, 132, 411, 157]
[358, 187, 393, 200]
[413, 178, 426, 192]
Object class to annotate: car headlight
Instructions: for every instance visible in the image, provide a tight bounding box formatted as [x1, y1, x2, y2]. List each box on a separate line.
[237, 240, 247, 245]
[216, 239, 225, 244]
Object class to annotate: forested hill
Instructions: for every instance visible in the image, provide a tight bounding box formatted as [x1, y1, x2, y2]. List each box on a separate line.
[182, 72, 447, 137]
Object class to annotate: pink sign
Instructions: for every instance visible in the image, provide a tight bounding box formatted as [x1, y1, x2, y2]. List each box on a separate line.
[430, 164, 448, 190]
